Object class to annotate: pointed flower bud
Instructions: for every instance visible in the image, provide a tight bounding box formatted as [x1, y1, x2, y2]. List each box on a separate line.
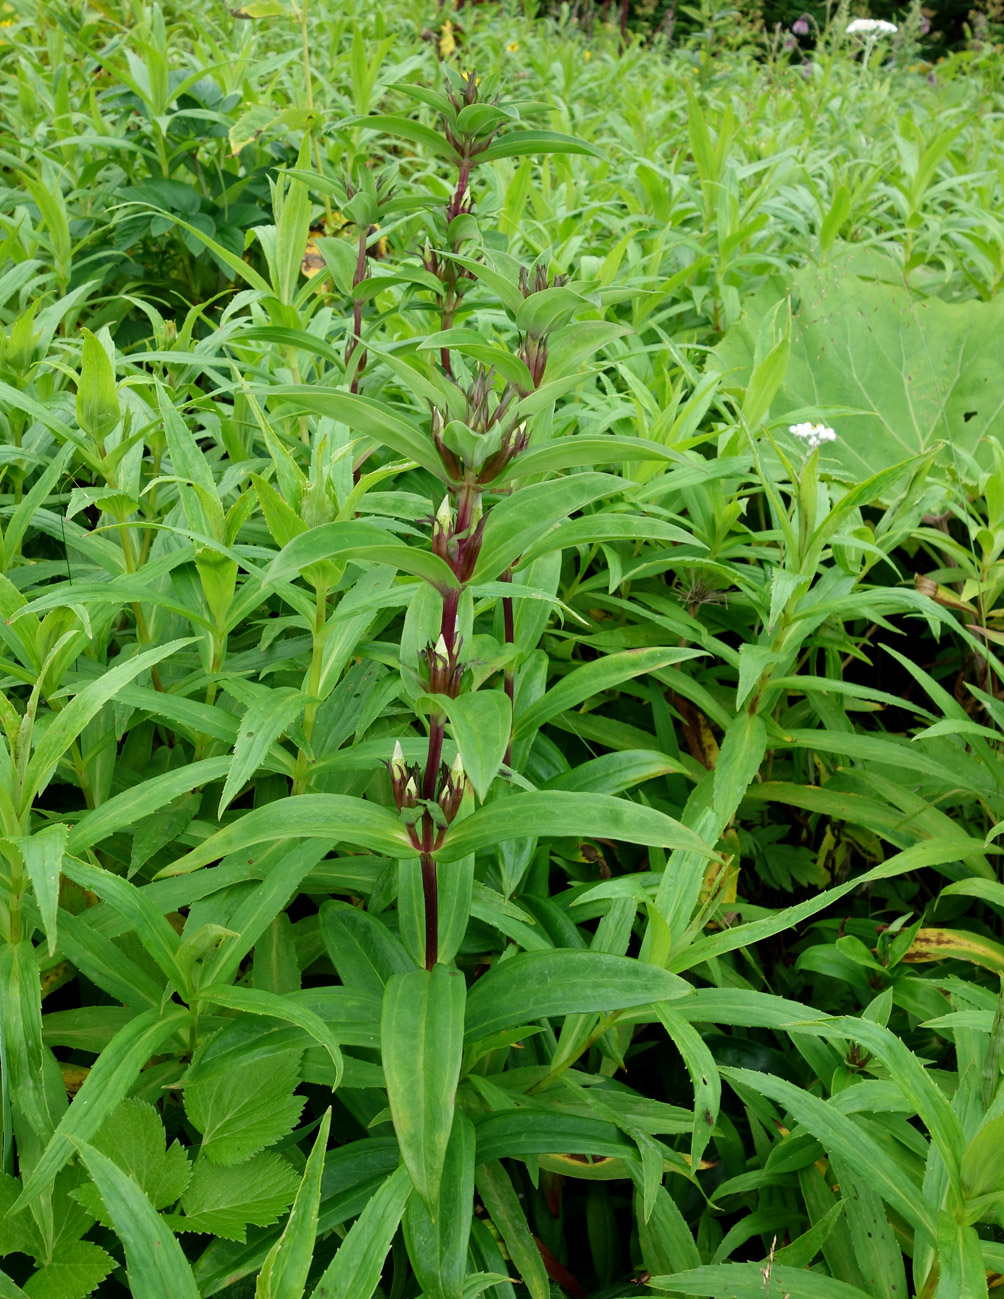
[390, 741, 407, 781]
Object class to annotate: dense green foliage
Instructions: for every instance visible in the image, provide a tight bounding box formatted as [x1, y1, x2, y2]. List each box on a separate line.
[2, 1, 1004, 1297]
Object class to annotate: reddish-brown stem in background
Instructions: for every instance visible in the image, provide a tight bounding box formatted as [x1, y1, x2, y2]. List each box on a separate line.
[346, 226, 368, 393]
[501, 567, 515, 766]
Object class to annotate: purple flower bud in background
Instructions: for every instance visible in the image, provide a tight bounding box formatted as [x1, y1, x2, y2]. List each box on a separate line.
[802, 61, 814, 77]
[784, 33, 796, 49]
[792, 14, 810, 34]
[918, 15, 930, 33]
[926, 68, 937, 84]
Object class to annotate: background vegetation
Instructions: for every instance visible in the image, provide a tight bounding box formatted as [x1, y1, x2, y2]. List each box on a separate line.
[2, 1, 1004, 1297]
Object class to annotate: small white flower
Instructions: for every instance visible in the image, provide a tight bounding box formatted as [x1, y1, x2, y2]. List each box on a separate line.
[846, 17, 899, 34]
[789, 421, 837, 451]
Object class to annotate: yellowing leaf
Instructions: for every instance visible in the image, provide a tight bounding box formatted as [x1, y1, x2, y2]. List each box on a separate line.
[901, 927, 1004, 974]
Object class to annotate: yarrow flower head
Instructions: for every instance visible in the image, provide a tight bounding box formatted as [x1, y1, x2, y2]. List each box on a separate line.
[846, 17, 899, 34]
[790, 421, 837, 451]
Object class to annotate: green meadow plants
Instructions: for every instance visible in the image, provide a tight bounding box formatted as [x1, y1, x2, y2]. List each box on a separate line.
[2, 1, 1004, 1297]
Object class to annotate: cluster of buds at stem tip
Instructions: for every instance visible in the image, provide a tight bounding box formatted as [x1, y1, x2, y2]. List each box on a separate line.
[518, 265, 567, 392]
[430, 367, 530, 485]
[421, 633, 465, 698]
[441, 69, 503, 164]
[438, 752, 466, 824]
[388, 741, 423, 813]
[432, 494, 485, 582]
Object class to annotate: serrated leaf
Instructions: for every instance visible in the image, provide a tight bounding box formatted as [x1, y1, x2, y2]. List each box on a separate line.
[184, 1050, 304, 1166]
[69, 1099, 190, 1224]
[176, 1153, 300, 1242]
[219, 688, 304, 817]
[20, 1241, 114, 1299]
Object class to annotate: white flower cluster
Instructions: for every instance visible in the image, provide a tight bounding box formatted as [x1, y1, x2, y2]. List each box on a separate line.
[846, 17, 899, 34]
[789, 421, 837, 450]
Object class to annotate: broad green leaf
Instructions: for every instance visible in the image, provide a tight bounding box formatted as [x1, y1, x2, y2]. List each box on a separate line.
[961, 1115, 1004, 1201]
[71, 1141, 200, 1299]
[829, 1155, 906, 1299]
[712, 259, 1004, 483]
[444, 691, 511, 801]
[465, 950, 688, 1042]
[403, 1114, 475, 1299]
[439, 791, 715, 862]
[14, 1005, 189, 1212]
[381, 966, 466, 1211]
[473, 1111, 635, 1163]
[184, 1049, 304, 1166]
[255, 1108, 332, 1299]
[309, 1165, 412, 1299]
[176, 1154, 300, 1242]
[159, 795, 410, 877]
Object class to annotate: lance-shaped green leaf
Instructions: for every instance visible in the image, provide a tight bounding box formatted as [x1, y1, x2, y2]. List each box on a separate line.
[21, 638, 193, 812]
[721, 1067, 935, 1240]
[474, 1160, 548, 1299]
[309, 1165, 412, 1299]
[465, 950, 689, 1042]
[265, 387, 443, 474]
[67, 758, 231, 852]
[75, 328, 119, 441]
[403, 1114, 475, 1299]
[158, 794, 411, 877]
[219, 688, 305, 817]
[13, 1005, 190, 1212]
[442, 691, 511, 802]
[71, 1141, 200, 1299]
[255, 1110, 332, 1299]
[268, 521, 457, 590]
[60, 856, 187, 992]
[15, 824, 67, 956]
[438, 791, 716, 862]
[514, 647, 703, 739]
[479, 129, 602, 162]
[646, 1263, 875, 1297]
[0, 941, 63, 1143]
[381, 966, 466, 1211]
[199, 985, 343, 1089]
[472, 474, 622, 584]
